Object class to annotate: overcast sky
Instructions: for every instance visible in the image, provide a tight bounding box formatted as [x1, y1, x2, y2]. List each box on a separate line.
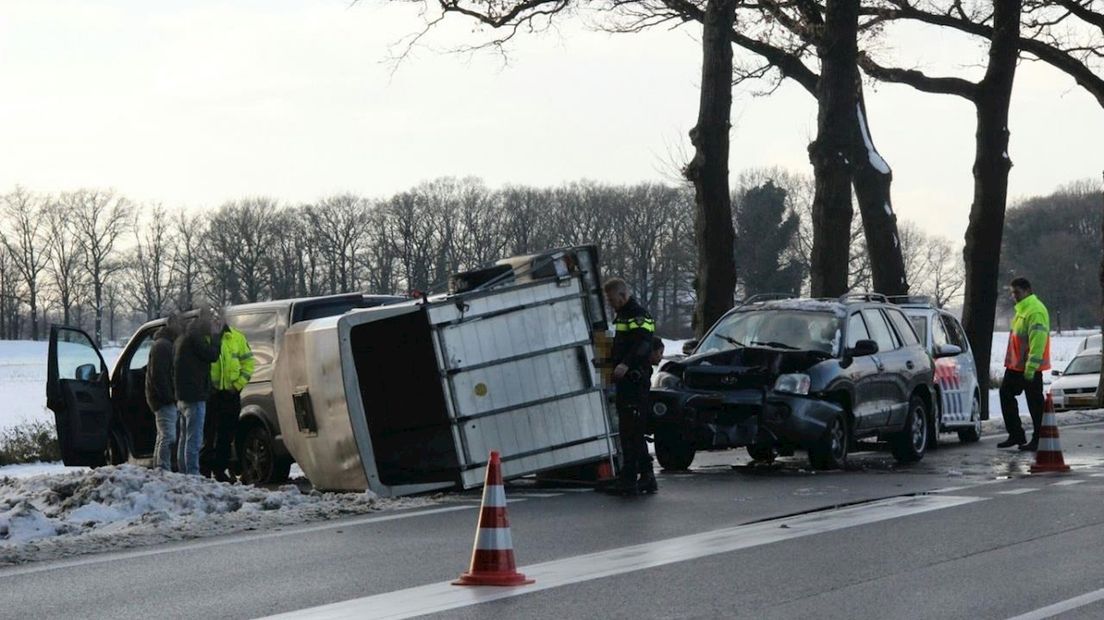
[1, 0, 1101, 243]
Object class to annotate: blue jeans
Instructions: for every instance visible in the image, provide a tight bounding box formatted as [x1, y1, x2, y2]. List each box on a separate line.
[153, 403, 179, 471]
[177, 401, 206, 475]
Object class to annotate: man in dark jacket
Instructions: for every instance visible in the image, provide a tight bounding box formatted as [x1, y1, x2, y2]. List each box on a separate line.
[146, 315, 180, 471]
[602, 278, 658, 496]
[174, 308, 221, 476]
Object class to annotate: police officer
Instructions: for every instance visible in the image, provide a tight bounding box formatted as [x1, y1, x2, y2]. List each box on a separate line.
[602, 278, 658, 496]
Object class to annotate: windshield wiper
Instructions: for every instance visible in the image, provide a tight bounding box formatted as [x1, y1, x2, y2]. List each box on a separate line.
[717, 335, 746, 348]
[750, 340, 800, 350]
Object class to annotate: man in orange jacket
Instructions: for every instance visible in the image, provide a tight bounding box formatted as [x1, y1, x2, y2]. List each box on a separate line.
[998, 277, 1051, 451]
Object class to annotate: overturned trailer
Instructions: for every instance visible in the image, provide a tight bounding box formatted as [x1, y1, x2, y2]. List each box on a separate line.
[273, 248, 616, 495]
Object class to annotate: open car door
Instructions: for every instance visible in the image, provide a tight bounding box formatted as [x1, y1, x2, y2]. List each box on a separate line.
[47, 325, 113, 466]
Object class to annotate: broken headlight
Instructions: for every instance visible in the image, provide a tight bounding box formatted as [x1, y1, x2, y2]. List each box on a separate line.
[652, 371, 681, 389]
[774, 373, 811, 396]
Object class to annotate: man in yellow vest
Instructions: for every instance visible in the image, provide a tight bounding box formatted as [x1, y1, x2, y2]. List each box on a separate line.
[998, 277, 1051, 451]
[202, 311, 254, 482]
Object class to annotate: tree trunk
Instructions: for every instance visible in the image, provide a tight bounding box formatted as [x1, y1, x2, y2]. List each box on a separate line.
[851, 86, 909, 296]
[686, 0, 737, 336]
[809, 0, 859, 298]
[1097, 170, 1104, 407]
[961, 0, 1021, 420]
[28, 285, 38, 341]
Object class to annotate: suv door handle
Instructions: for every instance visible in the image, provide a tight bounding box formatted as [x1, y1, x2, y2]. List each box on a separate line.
[906, 360, 915, 370]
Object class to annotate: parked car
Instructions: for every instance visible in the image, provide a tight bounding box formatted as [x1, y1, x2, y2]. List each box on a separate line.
[649, 294, 939, 471]
[46, 292, 406, 484]
[893, 296, 982, 443]
[1050, 349, 1101, 411]
[1075, 333, 1101, 354]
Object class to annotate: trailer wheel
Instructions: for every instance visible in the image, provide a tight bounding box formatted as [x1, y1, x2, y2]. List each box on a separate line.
[239, 424, 291, 485]
[655, 429, 695, 471]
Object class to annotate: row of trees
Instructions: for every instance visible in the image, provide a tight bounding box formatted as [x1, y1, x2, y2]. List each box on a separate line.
[0, 172, 964, 343]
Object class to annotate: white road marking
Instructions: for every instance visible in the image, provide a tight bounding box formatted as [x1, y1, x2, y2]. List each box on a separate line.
[1006, 586, 1104, 620]
[997, 489, 1039, 495]
[929, 486, 970, 493]
[1050, 480, 1086, 487]
[1089, 473, 1104, 478]
[0, 504, 477, 580]
[509, 493, 564, 498]
[261, 494, 983, 620]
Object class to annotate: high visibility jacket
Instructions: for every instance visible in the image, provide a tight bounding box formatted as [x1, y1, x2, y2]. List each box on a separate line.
[612, 297, 655, 373]
[1004, 294, 1050, 379]
[210, 326, 255, 392]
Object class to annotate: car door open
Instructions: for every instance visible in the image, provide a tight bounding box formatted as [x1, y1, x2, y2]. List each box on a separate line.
[47, 325, 114, 466]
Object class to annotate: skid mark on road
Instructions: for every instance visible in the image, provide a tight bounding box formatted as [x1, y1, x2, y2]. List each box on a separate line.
[262, 494, 984, 620]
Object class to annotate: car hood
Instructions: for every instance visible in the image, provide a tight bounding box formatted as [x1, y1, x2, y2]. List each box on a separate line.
[1052, 374, 1099, 391]
[666, 348, 830, 391]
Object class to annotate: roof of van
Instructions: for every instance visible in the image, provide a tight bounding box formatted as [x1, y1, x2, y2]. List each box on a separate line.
[224, 292, 368, 313]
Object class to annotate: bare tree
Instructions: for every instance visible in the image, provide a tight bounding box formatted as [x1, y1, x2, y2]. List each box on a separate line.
[172, 210, 204, 311]
[306, 194, 372, 294]
[130, 206, 175, 320]
[44, 200, 83, 326]
[65, 189, 133, 346]
[0, 187, 50, 340]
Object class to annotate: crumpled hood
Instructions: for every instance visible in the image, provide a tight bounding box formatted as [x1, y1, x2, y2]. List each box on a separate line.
[667, 348, 829, 391]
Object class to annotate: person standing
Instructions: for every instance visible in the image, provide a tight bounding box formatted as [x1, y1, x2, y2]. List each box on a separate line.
[174, 308, 221, 475]
[602, 278, 658, 496]
[998, 277, 1051, 451]
[146, 315, 180, 471]
[202, 314, 254, 483]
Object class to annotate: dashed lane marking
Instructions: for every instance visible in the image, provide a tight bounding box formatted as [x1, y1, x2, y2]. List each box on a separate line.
[1050, 480, 1086, 487]
[1006, 586, 1104, 620]
[997, 488, 1039, 495]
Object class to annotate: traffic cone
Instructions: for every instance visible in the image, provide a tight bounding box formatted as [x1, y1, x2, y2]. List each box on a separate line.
[1030, 393, 1071, 473]
[453, 451, 535, 587]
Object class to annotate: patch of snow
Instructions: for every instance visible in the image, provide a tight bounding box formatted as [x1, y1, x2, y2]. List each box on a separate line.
[856, 104, 891, 174]
[0, 465, 434, 565]
[0, 462, 86, 479]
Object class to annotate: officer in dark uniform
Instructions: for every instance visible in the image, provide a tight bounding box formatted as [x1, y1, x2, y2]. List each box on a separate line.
[602, 278, 658, 496]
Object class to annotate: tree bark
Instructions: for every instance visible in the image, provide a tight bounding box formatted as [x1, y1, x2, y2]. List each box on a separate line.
[961, 0, 1021, 420]
[686, 0, 737, 336]
[1097, 170, 1104, 406]
[809, 0, 859, 298]
[851, 86, 909, 296]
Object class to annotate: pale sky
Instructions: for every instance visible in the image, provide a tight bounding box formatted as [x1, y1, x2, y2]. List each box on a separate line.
[1, 0, 1101, 243]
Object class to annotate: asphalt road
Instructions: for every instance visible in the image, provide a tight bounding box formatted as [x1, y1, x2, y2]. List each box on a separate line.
[4, 423, 1104, 620]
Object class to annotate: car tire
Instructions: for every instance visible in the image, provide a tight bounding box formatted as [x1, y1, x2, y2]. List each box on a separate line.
[958, 392, 982, 443]
[655, 429, 695, 471]
[239, 424, 291, 485]
[746, 444, 777, 463]
[808, 415, 849, 470]
[891, 394, 929, 463]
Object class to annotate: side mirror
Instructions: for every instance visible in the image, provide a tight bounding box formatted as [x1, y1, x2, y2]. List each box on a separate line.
[849, 339, 879, 357]
[1051, 369, 1063, 377]
[682, 340, 699, 356]
[75, 363, 97, 382]
[934, 344, 963, 359]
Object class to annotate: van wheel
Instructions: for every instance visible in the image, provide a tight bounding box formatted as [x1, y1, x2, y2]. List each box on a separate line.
[958, 393, 982, 443]
[809, 415, 849, 470]
[239, 425, 291, 485]
[655, 429, 695, 471]
[746, 444, 777, 463]
[892, 394, 929, 463]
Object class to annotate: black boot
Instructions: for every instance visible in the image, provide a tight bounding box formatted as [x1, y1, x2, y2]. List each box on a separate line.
[997, 433, 1026, 448]
[1018, 437, 1039, 452]
[637, 471, 658, 494]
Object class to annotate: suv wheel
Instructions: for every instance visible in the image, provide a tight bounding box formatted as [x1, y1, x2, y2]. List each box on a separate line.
[809, 415, 849, 470]
[746, 444, 777, 463]
[655, 429, 695, 471]
[239, 424, 291, 485]
[891, 394, 929, 463]
[958, 393, 982, 443]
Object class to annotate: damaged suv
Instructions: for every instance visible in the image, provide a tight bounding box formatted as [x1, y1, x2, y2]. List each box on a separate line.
[649, 295, 939, 470]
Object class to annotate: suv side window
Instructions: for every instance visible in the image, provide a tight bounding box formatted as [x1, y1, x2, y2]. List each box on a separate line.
[226, 312, 279, 373]
[862, 309, 899, 352]
[847, 312, 870, 348]
[886, 308, 920, 347]
[931, 315, 950, 348]
[940, 314, 966, 350]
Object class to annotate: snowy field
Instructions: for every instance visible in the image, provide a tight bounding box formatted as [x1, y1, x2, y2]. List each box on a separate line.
[0, 465, 431, 565]
[0, 340, 121, 431]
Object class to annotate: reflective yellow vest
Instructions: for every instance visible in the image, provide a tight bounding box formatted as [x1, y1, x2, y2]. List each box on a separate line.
[210, 327, 255, 392]
[1004, 294, 1051, 378]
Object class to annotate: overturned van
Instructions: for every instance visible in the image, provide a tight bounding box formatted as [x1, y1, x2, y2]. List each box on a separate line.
[273, 248, 617, 495]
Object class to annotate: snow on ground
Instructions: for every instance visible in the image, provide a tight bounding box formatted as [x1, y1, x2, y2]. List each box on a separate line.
[0, 464, 433, 565]
[0, 340, 121, 431]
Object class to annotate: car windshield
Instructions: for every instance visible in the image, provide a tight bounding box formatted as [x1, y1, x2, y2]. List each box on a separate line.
[698, 310, 842, 356]
[1064, 354, 1101, 376]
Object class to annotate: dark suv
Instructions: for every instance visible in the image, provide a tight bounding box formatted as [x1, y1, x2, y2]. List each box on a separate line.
[649, 294, 940, 470]
[47, 293, 405, 484]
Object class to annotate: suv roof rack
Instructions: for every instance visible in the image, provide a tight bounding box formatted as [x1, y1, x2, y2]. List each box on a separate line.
[839, 292, 889, 304]
[886, 294, 934, 307]
[738, 293, 798, 306]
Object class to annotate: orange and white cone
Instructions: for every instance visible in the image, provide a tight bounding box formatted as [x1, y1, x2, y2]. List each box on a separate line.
[453, 451, 535, 587]
[1031, 392, 1071, 473]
